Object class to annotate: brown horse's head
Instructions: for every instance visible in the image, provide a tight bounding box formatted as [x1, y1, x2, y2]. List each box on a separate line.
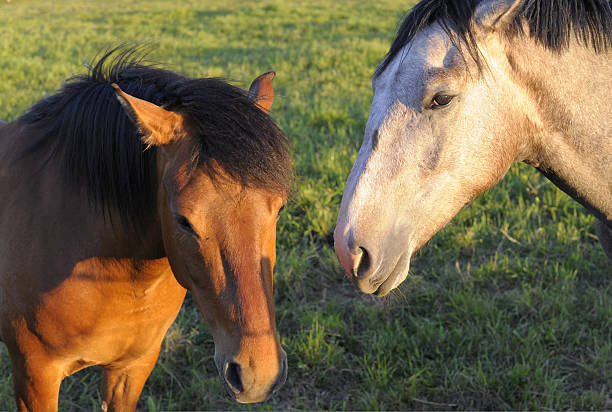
[113, 73, 289, 403]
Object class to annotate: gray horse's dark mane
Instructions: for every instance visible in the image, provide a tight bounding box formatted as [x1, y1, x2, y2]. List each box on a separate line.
[376, 0, 612, 75]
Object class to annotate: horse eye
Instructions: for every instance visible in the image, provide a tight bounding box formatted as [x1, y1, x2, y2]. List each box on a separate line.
[175, 214, 198, 237]
[277, 205, 285, 218]
[431, 94, 454, 108]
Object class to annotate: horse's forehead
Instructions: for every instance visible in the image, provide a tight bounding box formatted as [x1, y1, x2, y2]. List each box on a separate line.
[173, 166, 284, 218]
[407, 24, 454, 70]
[380, 25, 451, 82]
[372, 24, 452, 118]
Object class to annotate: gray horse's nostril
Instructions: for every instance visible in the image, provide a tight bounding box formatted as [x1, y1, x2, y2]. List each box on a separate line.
[225, 361, 243, 393]
[356, 246, 371, 278]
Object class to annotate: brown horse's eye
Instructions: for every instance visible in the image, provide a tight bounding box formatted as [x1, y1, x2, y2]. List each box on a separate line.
[175, 214, 198, 238]
[277, 205, 285, 218]
[431, 94, 454, 108]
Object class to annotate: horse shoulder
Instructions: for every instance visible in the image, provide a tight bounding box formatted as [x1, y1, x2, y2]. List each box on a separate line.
[6, 256, 184, 367]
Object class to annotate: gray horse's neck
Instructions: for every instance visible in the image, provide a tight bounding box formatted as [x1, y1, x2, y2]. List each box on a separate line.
[511, 40, 612, 224]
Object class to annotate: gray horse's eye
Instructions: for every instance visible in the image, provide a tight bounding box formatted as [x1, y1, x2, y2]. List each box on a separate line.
[431, 93, 454, 108]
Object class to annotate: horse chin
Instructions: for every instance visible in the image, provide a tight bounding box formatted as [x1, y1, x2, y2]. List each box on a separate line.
[373, 269, 409, 297]
[357, 253, 411, 297]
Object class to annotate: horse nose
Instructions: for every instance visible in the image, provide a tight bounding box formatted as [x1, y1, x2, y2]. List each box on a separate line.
[222, 351, 287, 401]
[334, 229, 373, 280]
[354, 247, 372, 278]
[224, 361, 244, 394]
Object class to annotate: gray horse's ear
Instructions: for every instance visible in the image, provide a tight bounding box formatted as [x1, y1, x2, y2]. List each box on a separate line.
[112, 83, 185, 147]
[474, 0, 522, 31]
[248, 71, 275, 114]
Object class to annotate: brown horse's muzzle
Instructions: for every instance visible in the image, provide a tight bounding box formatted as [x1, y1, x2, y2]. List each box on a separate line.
[214, 342, 287, 403]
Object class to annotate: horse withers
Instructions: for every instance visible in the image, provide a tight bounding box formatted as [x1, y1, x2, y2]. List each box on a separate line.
[0, 50, 291, 410]
[335, 0, 612, 295]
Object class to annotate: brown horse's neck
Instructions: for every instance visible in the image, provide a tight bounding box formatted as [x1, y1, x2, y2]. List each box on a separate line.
[0, 121, 166, 261]
[510, 40, 612, 223]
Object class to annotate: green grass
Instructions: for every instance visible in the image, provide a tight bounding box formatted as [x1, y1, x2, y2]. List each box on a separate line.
[1, 0, 611, 410]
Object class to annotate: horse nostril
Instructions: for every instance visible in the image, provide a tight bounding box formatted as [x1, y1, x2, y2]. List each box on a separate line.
[224, 361, 243, 393]
[356, 246, 371, 278]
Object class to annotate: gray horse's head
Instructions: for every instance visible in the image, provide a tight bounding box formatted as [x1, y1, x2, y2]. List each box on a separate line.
[334, 0, 535, 295]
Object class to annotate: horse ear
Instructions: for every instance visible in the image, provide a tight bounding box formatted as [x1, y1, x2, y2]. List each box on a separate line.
[474, 0, 522, 31]
[247, 71, 275, 114]
[112, 84, 185, 147]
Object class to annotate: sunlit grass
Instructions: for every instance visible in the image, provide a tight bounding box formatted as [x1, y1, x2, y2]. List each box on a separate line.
[1, 0, 610, 410]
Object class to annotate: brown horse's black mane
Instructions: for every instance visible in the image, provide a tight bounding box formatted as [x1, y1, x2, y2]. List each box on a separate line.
[19, 47, 292, 231]
[376, 0, 612, 75]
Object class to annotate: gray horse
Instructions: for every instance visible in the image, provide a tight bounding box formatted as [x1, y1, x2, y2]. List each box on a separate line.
[335, 0, 612, 296]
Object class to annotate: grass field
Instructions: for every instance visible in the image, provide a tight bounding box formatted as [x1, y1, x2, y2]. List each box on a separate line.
[1, 0, 611, 410]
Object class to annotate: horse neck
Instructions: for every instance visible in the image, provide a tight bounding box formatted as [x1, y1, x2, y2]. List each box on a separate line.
[1, 122, 166, 261]
[509, 40, 612, 222]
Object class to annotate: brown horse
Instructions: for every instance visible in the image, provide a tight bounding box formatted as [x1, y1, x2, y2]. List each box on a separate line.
[335, 0, 612, 295]
[0, 49, 292, 411]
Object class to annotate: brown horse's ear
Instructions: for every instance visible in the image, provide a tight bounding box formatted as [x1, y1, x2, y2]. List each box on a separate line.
[112, 84, 185, 147]
[474, 0, 522, 31]
[248, 71, 275, 114]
